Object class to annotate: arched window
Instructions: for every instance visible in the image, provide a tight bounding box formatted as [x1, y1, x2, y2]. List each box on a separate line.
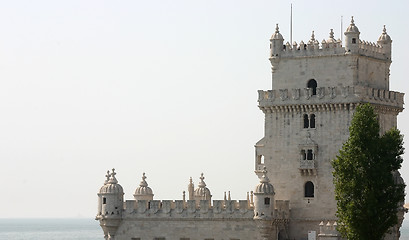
[310, 114, 316, 128]
[305, 181, 314, 198]
[307, 79, 317, 95]
[303, 114, 309, 128]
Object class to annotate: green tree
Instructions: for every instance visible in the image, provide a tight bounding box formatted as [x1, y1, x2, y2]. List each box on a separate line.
[332, 103, 405, 240]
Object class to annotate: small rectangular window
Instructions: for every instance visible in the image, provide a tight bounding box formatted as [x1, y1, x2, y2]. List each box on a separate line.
[103, 198, 106, 204]
[307, 150, 313, 160]
[264, 197, 270, 205]
[352, 38, 356, 44]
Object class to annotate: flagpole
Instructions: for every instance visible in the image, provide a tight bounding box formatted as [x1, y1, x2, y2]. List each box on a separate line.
[290, 4, 293, 44]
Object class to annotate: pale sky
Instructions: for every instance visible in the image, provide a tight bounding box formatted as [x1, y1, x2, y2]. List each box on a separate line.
[1, 0, 409, 219]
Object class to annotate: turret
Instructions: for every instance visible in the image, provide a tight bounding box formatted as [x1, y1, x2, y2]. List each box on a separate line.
[97, 168, 124, 217]
[253, 167, 275, 220]
[193, 173, 212, 204]
[133, 172, 154, 201]
[377, 25, 392, 60]
[269, 24, 284, 59]
[96, 168, 124, 240]
[344, 16, 360, 54]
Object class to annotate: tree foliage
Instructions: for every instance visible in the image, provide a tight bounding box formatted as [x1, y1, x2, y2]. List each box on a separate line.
[332, 103, 405, 240]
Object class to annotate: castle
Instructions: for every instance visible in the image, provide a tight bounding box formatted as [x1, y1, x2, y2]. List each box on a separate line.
[96, 17, 405, 240]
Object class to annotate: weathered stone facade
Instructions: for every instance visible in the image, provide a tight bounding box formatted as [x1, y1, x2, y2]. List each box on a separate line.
[96, 17, 405, 240]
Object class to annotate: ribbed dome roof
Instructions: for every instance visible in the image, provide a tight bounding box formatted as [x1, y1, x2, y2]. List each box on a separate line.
[254, 167, 274, 195]
[99, 169, 124, 194]
[194, 173, 211, 198]
[134, 173, 153, 196]
[378, 25, 391, 42]
[271, 24, 283, 40]
[345, 16, 360, 33]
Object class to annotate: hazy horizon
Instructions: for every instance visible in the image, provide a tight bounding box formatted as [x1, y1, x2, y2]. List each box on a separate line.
[1, 0, 409, 220]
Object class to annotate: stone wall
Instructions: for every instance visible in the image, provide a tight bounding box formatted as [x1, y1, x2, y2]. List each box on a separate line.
[115, 219, 258, 240]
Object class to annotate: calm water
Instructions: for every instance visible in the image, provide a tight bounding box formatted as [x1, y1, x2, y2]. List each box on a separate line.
[0, 218, 409, 239]
[0, 218, 101, 240]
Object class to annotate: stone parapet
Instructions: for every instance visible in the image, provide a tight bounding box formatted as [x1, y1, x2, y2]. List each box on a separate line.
[123, 200, 254, 219]
[258, 86, 404, 112]
[120, 199, 290, 221]
[277, 42, 345, 59]
[274, 40, 389, 61]
[359, 40, 389, 60]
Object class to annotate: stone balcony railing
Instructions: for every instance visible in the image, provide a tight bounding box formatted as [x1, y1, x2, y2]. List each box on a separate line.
[299, 160, 317, 176]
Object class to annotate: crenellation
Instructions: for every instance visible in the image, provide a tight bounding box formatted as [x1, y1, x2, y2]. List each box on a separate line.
[125, 200, 135, 213]
[122, 199, 260, 219]
[271, 21, 391, 66]
[279, 38, 390, 61]
[258, 85, 404, 111]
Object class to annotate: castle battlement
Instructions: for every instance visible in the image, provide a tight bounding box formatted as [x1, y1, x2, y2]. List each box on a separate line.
[270, 18, 392, 68]
[122, 199, 253, 218]
[279, 38, 345, 58]
[120, 199, 290, 220]
[276, 38, 389, 61]
[257, 86, 404, 111]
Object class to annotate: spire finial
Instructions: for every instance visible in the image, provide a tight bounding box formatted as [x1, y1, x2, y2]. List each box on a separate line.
[105, 170, 110, 184]
[260, 167, 270, 183]
[351, 16, 355, 25]
[139, 172, 148, 187]
[198, 173, 206, 187]
[311, 31, 315, 40]
[329, 29, 334, 39]
[383, 25, 387, 33]
[275, 23, 280, 33]
[108, 168, 118, 184]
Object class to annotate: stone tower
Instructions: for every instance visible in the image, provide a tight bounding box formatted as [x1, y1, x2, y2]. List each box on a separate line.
[255, 17, 404, 239]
